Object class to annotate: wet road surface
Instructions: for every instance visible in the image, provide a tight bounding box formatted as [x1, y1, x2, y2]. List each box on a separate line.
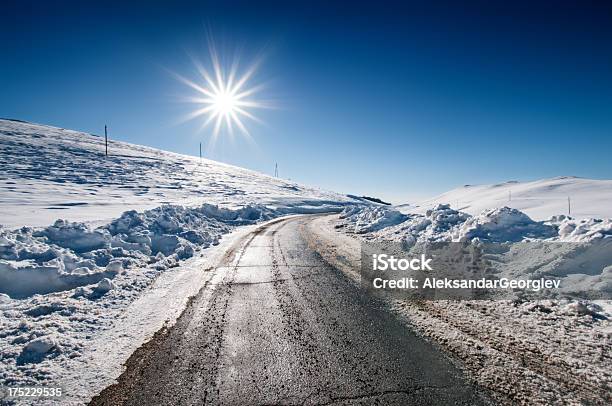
[90, 215, 489, 405]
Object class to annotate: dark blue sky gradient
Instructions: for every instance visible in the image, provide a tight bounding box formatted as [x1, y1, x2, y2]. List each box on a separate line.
[1, 1, 611, 202]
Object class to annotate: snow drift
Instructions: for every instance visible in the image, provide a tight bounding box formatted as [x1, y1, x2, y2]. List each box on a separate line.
[342, 204, 611, 243]
[340, 204, 612, 300]
[0, 203, 256, 298]
[0, 201, 362, 299]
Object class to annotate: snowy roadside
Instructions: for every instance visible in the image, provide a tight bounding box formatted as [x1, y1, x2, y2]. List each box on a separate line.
[389, 298, 611, 405]
[0, 219, 252, 404]
[0, 119, 363, 404]
[57, 216, 298, 404]
[321, 206, 611, 405]
[0, 206, 354, 405]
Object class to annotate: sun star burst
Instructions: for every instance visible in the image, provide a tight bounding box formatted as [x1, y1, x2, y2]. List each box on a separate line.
[175, 42, 269, 145]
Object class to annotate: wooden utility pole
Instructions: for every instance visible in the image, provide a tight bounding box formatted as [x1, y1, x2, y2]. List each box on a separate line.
[568, 196, 571, 216]
[199, 142, 202, 161]
[104, 125, 108, 156]
[274, 163, 278, 177]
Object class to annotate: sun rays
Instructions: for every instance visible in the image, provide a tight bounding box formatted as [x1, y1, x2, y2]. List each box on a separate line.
[173, 40, 271, 148]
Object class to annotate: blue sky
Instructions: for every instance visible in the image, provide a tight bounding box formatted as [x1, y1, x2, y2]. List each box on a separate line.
[1, 1, 611, 203]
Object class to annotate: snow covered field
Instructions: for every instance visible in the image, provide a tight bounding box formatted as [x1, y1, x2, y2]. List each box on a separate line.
[0, 119, 351, 228]
[405, 177, 612, 221]
[0, 119, 359, 403]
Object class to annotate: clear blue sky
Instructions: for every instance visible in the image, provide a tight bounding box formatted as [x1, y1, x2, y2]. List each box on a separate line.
[1, 1, 611, 203]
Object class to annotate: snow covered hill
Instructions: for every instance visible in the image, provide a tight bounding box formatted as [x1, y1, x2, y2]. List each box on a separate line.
[0, 119, 354, 228]
[406, 177, 612, 221]
[0, 119, 360, 401]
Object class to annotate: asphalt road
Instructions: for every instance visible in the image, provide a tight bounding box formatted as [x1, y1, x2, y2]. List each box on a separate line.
[90, 215, 489, 405]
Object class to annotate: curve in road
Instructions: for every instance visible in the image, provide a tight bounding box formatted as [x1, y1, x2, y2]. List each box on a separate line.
[90, 215, 489, 405]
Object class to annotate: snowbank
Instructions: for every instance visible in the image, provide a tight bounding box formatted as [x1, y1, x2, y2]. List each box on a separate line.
[341, 204, 612, 300]
[452, 207, 557, 242]
[0, 202, 347, 299]
[339, 205, 409, 233]
[341, 203, 469, 241]
[341, 204, 610, 244]
[551, 216, 612, 242]
[0, 204, 227, 298]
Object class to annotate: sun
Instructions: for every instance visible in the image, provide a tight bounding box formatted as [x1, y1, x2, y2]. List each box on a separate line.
[173, 41, 270, 144]
[213, 91, 236, 115]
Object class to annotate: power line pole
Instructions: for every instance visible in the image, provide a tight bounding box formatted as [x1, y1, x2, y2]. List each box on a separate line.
[568, 196, 571, 216]
[274, 163, 278, 177]
[199, 142, 202, 161]
[104, 125, 108, 156]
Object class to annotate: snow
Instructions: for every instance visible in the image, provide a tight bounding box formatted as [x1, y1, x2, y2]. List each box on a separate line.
[339, 205, 409, 233]
[453, 206, 557, 242]
[390, 298, 612, 405]
[341, 203, 610, 244]
[93, 278, 115, 294]
[2, 117, 610, 404]
[0, 119, 362, 403]
[0, 204, 231, 298]
[0, 119, 355, 228]
[406, 176, 612, 221]
[335, 188, 612, 404]
[552, 216, 612, 242]
[0, 119, 358, 298]
[19, 336, 58, 365]
[312, 215, 612, 405]
[339, 202, 612, 301]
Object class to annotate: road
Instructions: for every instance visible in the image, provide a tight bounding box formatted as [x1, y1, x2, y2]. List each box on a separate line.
[90, 215, 489, 405]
